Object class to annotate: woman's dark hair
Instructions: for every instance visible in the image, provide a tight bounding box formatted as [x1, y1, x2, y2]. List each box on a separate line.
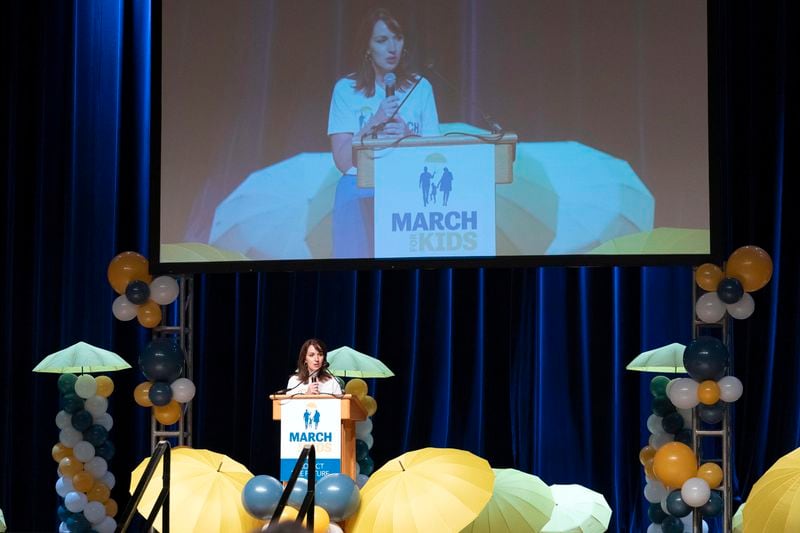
[351, 8, 415, 97]
[295, 338, 334, 383]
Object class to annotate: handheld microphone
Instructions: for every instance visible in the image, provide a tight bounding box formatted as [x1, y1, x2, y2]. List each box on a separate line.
[384, 72, 396, 97]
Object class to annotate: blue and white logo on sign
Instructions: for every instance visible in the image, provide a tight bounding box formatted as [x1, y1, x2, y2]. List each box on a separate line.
[374, 145, 495, 258]
[280, 400, 341, 481]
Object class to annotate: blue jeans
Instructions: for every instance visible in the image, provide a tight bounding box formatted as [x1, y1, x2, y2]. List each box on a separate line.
[332, 175, 374, 258]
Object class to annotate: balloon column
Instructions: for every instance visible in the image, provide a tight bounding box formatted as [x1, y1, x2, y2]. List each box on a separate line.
[241, 472, 360, 533]
[54, 374, 118, 533]
[132, 338, 195, 425]
[107, 252, 180, 328]
[344, 378, 378, 483]
[694, 245, 773, 323]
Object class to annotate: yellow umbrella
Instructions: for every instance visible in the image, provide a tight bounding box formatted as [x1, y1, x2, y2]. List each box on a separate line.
[348, 447, 494, 533]
[461, 468, 555, 532]
[129, 448, 262, 532]
[33, 341, 132, 373]
[743, 447, 800, 531]
[540, 484, 612, 533]
[589, 227, 710, 254]
[625, 343, 687, 373]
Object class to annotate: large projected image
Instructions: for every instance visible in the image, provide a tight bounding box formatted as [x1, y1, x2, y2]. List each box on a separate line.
[157, 1, 710, 267]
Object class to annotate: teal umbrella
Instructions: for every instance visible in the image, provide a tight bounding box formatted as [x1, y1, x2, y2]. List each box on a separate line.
[33, 341, 132, 374]
[326, 346, 394, 378]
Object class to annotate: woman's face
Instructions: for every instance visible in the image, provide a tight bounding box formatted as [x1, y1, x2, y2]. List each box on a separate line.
[305, 344, 324, 373]
[368, 20, 404, 77]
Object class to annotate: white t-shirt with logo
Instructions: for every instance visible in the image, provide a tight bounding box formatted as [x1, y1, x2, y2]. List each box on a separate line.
[286, 375, 343, 396]
[327, 75, 440, 141]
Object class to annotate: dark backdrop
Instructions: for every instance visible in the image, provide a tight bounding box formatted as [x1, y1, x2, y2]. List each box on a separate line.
[1, 1, 797, 531]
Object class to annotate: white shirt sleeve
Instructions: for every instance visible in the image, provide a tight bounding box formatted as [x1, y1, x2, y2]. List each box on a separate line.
[319, 376, 343, 395]
[286, 375, 307, 396]
[328, 78, 360, 136]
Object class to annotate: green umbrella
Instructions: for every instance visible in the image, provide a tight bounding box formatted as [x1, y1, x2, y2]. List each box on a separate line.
[540, 484, 612, 533]
[32, 341, 132, 374]
[589, 227, 710, 254]
[733, 502, 744, 533]
[461, 468, 555, 532]
[326, 346, 394, 378]
[625, 343, 686, 373]
[1, 507, 6, 532]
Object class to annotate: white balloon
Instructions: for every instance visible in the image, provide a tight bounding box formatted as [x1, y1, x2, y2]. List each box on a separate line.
[718, 376, 743, 403]
[150, 276, 180, 305]
[95, 516, 117, 533]
[83, 501, 107, 524]
[59, 427, 82, 448]
[56, 475, 75, 497]
[355, 417, 373, 439]
[727, 293, 755, 320]
[101, 470, 116, 490]
[59, 521, 70, 533]
[327, 523, 344, 533]
[64, 490, 88, 512]
[680, 514, 708, 532]
[85, 456, 108, 478]
[112, 294, 137, 321]
[678, 407, 694, 429]
[94, 412, 114, 431]
[646, 524, 660, 533]
[681, 477, 711, 507]
[362, 433, 374, 449]
[665, 378, 680, 397]
[644, 480, 668, 503]
[74, 374, 98, 399]
[356, 474, 369, 488]
[56, 410, 72, 429]
[73, 440, 96, 462]
[695, 292, 726, 323]
[650, 431, 674, 449]
[84, 395, 108, 417]
[355, 461, 360, 476]
[647, 414, 665, 435]
[668, 378, 700, 410]
[170, 378, 196, 403]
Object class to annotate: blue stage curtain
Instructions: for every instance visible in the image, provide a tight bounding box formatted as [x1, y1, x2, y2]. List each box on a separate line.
[1, 1, 797, 531]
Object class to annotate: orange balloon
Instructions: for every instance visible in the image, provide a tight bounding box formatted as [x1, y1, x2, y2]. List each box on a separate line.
[137, 301, 162, 328]
[104, 498, 118, 518]
[361, 395, 377, 416]
[644, 458, 656, 479]
[726, 245, 773, 292]
[52, 443, 73, 463]
[95, 375, 115, 397]
[697, 380, 721, 405]
[107, 251, 151, 294]
[72, 470, 95, 492]
[653, 442, 697, 488]
[134, 381, 154, 407]
[59, 456, 83, 477]
[639, 445, 656, 466]
[695, 263, 724, 292]
[153, 400, 182, 425]
[697, 462, 723, 488]
[87, 482, 110, 503]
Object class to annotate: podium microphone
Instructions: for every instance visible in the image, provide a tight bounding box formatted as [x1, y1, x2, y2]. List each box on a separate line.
[424, 61, 504, 134]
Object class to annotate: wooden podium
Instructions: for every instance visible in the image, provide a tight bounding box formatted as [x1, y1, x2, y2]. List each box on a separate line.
[270, 394, 367, 480]
[353, 132, 518, 188]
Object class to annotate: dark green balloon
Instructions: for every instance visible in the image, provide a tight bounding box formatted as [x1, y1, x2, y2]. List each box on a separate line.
[683, 336, 728, 381]
[70, 409, 93, 432]
[358, 455, 374, 476]
[666, 489, 692, 517]
[652, 396, 677, 417]
[57, 373, 78, 394]
[647, 502, 667, 524]
[661, 515, 684, 533]
[83, 424, 109, 447]
[96, 440, 115, 461]
[698, 401, 726, 424]
[700, 490, 723, 517]
[650, 376, 670, 398]
[675, 428, 693, 446]
[662, 411, 685, 434]
[60, 393, 84, 414]
[355, 439, 369, 461]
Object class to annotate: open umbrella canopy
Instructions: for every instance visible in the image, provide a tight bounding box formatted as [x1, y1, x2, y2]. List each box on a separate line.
[33, 341, 132, 374]
[462, 468, 555, 532]
[744, 447, 800, 531]
[327, 346, 394, 378]
[130, 448, 261, 533]
[625, 343, 687, 373]
[732, 502, 745, 533]
[540, 484, 612, 533]
[590, 227, 710, 254]
[348, 447, 494, 533]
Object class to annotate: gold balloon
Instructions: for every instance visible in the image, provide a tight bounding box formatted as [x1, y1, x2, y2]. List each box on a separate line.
[361, 395, 378, 416]
[153, 400, 182, 425]
[345, 378, 368, 399]
[107, 251, 151, 294]
[72, 471, 95, 492]
[137, 301, 162, 328]
[302, 506, 330, 533]
[104, 498, 118, 518]
[697, 462, 723, 488]
[59, 456, 83, 477]
[639, 445, 656, 466]
[697, 380, 721, 405]
[134, 381, 154, 407]
[695, 263, 724, 292]
[87, 482, 111, 503]
[52, 443, 73, 463]
[95, 375, 115, 397]
[653, 442, 697, 489]
[726, 245, 773, 292]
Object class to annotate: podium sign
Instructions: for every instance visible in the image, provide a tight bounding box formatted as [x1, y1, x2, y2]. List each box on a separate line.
[279, 398, 342, 481]
[373, 143, 496, 258]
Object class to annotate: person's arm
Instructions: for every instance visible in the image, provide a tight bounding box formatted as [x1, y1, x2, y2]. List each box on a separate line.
[286, 375, 307, 396]
[330, 96, 405, 174]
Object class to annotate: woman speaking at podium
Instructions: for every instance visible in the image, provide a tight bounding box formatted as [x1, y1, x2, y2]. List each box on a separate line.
[328, 7, 440, 258]
[286, 339, 342, 396]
